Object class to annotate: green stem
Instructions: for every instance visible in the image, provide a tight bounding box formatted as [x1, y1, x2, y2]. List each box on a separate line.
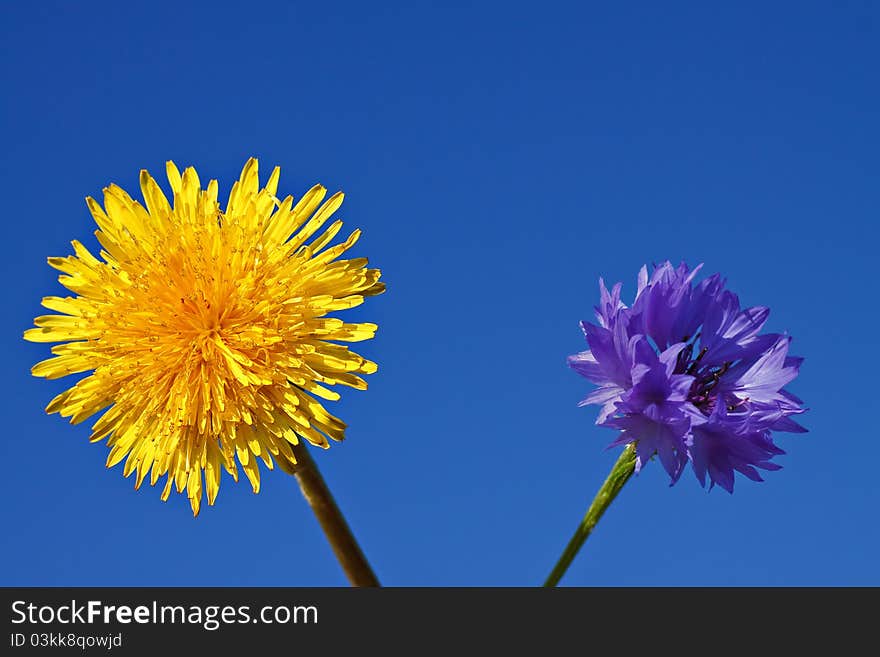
[544, 444, 637, 587]
[289, 441, 380, 587]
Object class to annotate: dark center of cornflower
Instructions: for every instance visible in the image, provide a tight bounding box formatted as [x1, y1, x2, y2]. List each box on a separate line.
[673, 334, 738, 416]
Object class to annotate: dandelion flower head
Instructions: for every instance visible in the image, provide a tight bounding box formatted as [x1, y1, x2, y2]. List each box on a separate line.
[25, 159, 384, 514]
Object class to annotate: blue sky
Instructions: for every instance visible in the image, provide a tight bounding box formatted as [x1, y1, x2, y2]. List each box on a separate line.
[1, 1, 877, 586]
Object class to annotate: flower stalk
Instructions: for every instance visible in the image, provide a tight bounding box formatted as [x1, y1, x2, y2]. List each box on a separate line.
[289, 442, 380, 587]
[544, 445, 636, 587]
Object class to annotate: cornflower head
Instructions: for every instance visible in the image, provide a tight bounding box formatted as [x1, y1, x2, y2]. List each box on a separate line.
[569, 261, 805, 492]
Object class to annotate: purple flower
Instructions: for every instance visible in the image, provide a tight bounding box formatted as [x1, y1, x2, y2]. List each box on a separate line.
[569, 262, 806, 492]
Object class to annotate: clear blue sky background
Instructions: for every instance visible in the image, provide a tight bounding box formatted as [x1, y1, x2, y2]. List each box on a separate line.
[1, 1, 877, 586]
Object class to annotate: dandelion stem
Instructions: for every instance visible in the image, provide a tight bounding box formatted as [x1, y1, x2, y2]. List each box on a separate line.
[290, 442, 380, 587]
[544, 444, 637, 587]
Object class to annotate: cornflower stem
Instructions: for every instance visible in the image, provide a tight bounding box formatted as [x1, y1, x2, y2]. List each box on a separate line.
[544, 444, 637, 587]
[290, 441, 380, 587]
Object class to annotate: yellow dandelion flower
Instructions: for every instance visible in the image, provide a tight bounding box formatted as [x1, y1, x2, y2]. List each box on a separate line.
[25, 158, 385, 515]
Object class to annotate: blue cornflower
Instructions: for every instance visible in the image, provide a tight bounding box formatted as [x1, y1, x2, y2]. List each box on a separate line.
[569, 262, 806, 492]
